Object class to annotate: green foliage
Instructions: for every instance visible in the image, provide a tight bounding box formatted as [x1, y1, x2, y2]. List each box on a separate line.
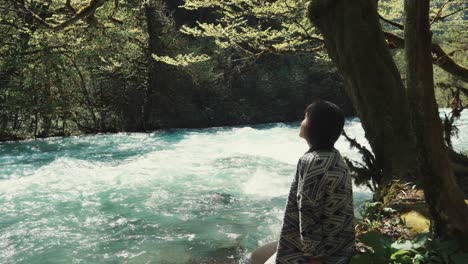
[359, 202, 390, 221]
[152, 53, 210, 67]
[343, 131, 382, 192]
[379, 0, 468, 105]
[158, 0, 327, 67]
[0, 0, 149, 137]
[357, 201, 403, 232]
[0, 0, 466, 140]
[0, 0, 350, 140]
[352, 232, 468, 264]
[180, 0, 323, 56]
[354, 202, 468, 264]
[379, 0, 466, 33]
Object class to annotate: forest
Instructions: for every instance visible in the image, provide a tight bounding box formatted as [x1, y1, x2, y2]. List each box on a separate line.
[0, 0, 465, 139]
[0, 0, 354, 140]
[0, 0, 468, 263]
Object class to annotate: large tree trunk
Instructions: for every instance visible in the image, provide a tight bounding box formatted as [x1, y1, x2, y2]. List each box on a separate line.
[404, 0, 468, 246]
[307, 0, 418, 199]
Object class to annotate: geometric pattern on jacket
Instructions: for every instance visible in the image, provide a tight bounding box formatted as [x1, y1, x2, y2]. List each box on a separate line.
[275, 148, 355, 264]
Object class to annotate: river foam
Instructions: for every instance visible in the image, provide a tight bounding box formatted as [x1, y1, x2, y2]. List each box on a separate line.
[1, 111, 465, 263]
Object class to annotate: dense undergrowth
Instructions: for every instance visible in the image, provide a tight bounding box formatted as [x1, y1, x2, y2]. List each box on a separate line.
[352, 201, 468, 264]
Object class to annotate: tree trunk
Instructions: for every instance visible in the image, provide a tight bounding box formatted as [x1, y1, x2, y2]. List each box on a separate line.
[404, 0, 468, 246]
[69, 57, 98, 130]
[307, 0, 418, 199]
[144, 0, 168, 129]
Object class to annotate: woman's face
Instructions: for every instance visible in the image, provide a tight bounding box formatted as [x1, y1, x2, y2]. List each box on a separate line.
[299, 112, 308, 139]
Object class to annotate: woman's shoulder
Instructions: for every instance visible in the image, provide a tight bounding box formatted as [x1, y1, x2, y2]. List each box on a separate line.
[299, 152, 316, 165]
[301, 148, 340, 159]
[299, 148, 343, 169]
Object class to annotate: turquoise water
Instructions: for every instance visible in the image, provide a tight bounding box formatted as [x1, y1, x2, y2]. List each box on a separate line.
[1, 111, 466, 264]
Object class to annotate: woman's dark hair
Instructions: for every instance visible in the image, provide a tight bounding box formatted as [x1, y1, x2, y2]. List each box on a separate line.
[304, 100, 345, 151]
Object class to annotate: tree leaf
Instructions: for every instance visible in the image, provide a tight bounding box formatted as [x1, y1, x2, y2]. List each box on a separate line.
[391, 240, 414, 251]
[390, 249, 408, 260]
[359, 231, 391, 261]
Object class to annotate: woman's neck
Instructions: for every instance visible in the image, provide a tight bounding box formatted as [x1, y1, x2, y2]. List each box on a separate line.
[308, 144, 335, 152]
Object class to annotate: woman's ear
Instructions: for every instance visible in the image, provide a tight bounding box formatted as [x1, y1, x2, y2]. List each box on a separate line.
[299, 116, 307, 139]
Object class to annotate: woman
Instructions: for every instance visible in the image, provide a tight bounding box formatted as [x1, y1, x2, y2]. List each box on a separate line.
[252, 101, 355, 264]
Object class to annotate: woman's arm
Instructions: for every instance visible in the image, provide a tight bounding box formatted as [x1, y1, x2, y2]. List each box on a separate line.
[298, 155, 354, 262]
[297, 155, 327, 260]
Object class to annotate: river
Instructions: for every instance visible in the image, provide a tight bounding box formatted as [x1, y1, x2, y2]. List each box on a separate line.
[1, 110, 466, 263]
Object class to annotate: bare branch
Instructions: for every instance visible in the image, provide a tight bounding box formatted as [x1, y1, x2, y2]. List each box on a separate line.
[8, 0, 109, 31]
[379, 14, 404, 30]
[431, 44, 468, 83]
[437, 82, 468, 97]
[9, 0, 53, 29]
[383, 31, 468, 82]
[433, 6, 468, 23]
[290, 18, 324, 43]
[448, 48, 468, 57]
[430, 0, 452, 24]
[54, 0, 108, 31]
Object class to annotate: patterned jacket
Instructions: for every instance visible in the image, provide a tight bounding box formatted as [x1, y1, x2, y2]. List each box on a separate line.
[275, 149, 355, 264]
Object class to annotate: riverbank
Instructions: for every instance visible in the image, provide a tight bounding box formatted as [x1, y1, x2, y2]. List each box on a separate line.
[1, 109, 357, 143]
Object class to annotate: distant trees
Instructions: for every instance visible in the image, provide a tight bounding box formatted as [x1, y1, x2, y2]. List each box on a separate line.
[0, 0, 346, 140]
[0, 0, 149, 137]
[180, 0, 321, 55]
[178, 0, 466, 82]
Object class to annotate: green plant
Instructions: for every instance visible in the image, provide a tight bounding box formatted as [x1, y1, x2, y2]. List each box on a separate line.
[351, 232, 468, 264]
[359, 201, 397, 222]
[342, 131, 382, 192]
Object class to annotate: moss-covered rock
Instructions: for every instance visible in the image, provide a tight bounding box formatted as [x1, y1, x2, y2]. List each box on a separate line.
[400, 211, 430, 235]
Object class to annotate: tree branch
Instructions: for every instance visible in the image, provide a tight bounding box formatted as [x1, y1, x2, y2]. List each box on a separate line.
[291, 18, 324, 43]
[431, 44, 468, 82]
[430, 0, 452, 24]
[434, 6, 468, 22]
[378, 14, 404, 30]
[432, 6, 468, 24]
[383, 31, 405, 48]
[8, 0, 109, 31]
[447, 48, 468, 57]
[437, 82, 468, 97]
[382, 30, 468, 83]
[18, 45, 68, 55]
[65, 0, 76, 14]
[10, 0, 53, 29]
[53, 0, 108, 31]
